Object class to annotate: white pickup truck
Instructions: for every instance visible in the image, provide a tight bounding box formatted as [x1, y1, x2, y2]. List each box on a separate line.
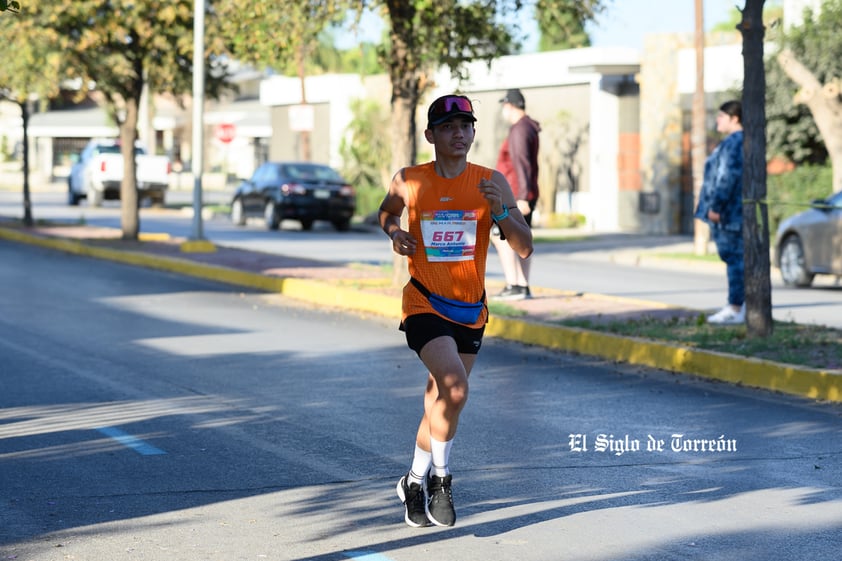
[68, 139, 171, 206]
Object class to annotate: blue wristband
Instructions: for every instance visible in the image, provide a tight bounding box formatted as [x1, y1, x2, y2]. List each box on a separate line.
[492, 204, 509, 222]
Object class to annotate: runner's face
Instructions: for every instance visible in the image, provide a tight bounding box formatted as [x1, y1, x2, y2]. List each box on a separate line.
[430, 117, 475, 156]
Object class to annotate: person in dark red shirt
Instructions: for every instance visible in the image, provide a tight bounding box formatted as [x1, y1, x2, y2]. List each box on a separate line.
[492, 89, 541, 300]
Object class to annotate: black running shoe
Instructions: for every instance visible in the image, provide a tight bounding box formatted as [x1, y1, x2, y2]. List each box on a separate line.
[425, 474, 455, 527]
[494, 285, 529, 301]
[396, 474, 429, 527]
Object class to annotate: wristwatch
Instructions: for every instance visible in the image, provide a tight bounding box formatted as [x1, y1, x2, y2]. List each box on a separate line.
[492, 204, 509, 222]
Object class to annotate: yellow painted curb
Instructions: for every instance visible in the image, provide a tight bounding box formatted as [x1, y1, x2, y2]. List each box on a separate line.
[485, 316, 842, 402]
[281, 278, 402, 320]
[3, 225, 840, 403]
[0, 226, 286, 292]
[180, 239, 217, 253]
[139, 232, 171, 242]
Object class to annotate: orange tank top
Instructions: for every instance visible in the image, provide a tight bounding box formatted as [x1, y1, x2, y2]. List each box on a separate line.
[402, 161, 494, 327]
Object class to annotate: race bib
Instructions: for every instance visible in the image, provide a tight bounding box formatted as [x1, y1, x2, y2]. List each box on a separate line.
[420, 210, 478, 262]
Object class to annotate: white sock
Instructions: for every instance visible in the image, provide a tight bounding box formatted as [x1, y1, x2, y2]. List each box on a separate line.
[430, 437, 453, 477]
[408, 445, 431, 485]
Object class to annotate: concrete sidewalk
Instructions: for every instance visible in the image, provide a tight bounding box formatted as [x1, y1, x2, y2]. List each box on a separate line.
[2, 221, 840, 403]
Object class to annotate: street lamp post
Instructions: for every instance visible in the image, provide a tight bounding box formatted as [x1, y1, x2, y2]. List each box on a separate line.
[183, 0, 215, 253]
[191, 0, 205, 242]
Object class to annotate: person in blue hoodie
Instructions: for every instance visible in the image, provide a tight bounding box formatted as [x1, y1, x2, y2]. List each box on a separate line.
[695, 100, 745, 325]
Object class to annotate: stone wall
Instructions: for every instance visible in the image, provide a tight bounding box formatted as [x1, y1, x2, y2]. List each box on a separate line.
[640, 32, 742, 234]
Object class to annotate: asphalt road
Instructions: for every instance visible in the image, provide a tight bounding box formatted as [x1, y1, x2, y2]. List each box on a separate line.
[2, 189, 842, 328]
[2, 240, 842, 561]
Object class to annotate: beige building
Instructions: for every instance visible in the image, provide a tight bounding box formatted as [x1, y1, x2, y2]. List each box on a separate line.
[261, 48, 642, 232]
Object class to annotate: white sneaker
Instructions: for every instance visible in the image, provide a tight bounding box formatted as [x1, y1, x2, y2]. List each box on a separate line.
[707, 304, 745, 325]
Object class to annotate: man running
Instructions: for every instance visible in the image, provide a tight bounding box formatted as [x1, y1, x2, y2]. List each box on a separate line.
[379, 93, 533, 527]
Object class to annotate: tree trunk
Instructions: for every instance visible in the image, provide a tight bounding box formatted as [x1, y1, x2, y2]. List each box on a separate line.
[692, 0, 709, 255]
[740, 0, 773, 337]
[120, 97, 141, 241]
[388, 82, 421, 288]
[389, 84, 418, 173]
[20, 100, 33, 227]
[386, 0, 423, 288]
[777, 48, 842, 192]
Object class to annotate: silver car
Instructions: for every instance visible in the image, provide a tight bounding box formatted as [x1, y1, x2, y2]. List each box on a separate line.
[774, 190, 842, 287]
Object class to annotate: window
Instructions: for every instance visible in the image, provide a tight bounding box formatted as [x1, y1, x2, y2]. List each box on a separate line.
[283, 163, 343, 182]
[95, 145, 144, 156]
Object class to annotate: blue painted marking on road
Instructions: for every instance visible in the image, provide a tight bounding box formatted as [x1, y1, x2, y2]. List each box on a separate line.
[344, 551, 395, 561]
[96, 426, 166, 456]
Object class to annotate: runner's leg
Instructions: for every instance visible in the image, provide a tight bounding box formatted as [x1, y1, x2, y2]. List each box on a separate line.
[418, 336, 476, 443]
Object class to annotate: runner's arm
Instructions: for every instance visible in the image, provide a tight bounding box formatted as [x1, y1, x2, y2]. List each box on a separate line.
[379, 169, 417, 255]
[480, 170, 533, 259]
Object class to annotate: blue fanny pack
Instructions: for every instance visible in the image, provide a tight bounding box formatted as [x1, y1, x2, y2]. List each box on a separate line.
[411, 277, 485, 325]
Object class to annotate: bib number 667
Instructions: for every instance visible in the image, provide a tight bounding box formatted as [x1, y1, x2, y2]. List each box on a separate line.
[432, 231, 464, 242]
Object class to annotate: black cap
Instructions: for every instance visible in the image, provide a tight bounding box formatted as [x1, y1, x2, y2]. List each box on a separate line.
[499, 88, 525, 109]
[427, 95, 477, 128]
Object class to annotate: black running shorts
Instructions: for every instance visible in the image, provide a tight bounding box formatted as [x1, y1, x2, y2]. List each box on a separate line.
[400, 313, 485, 356]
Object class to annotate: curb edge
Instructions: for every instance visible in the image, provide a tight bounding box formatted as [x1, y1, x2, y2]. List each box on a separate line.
[3, 226, 839, 403]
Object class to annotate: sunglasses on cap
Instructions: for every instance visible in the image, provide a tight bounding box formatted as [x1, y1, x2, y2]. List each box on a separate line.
[427, 95, 476, 127]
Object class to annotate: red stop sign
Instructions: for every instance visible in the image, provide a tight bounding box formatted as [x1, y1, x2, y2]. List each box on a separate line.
[215, 123, 236, 144]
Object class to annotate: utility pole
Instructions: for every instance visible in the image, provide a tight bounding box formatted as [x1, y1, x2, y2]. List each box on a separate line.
[21, 99, 32, 227]
[692, 0, 709, 255]
[297, 44, 312, 162]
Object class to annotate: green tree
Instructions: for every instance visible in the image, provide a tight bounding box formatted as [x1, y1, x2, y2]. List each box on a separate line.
[0, 15, 61, 226]
[535, 1, 591, 51]
[23, 0, 230, 240]
[218, 6, 385, 75]
[768, 0, 842, 191]
[216, 0, 351, 161]
[313, 40, 385, 76]
[216, 0, 349, 71]
[312, 36, 385, 76]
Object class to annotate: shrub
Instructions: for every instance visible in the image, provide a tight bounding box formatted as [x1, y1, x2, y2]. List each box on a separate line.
[339, 99, 391, 219]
